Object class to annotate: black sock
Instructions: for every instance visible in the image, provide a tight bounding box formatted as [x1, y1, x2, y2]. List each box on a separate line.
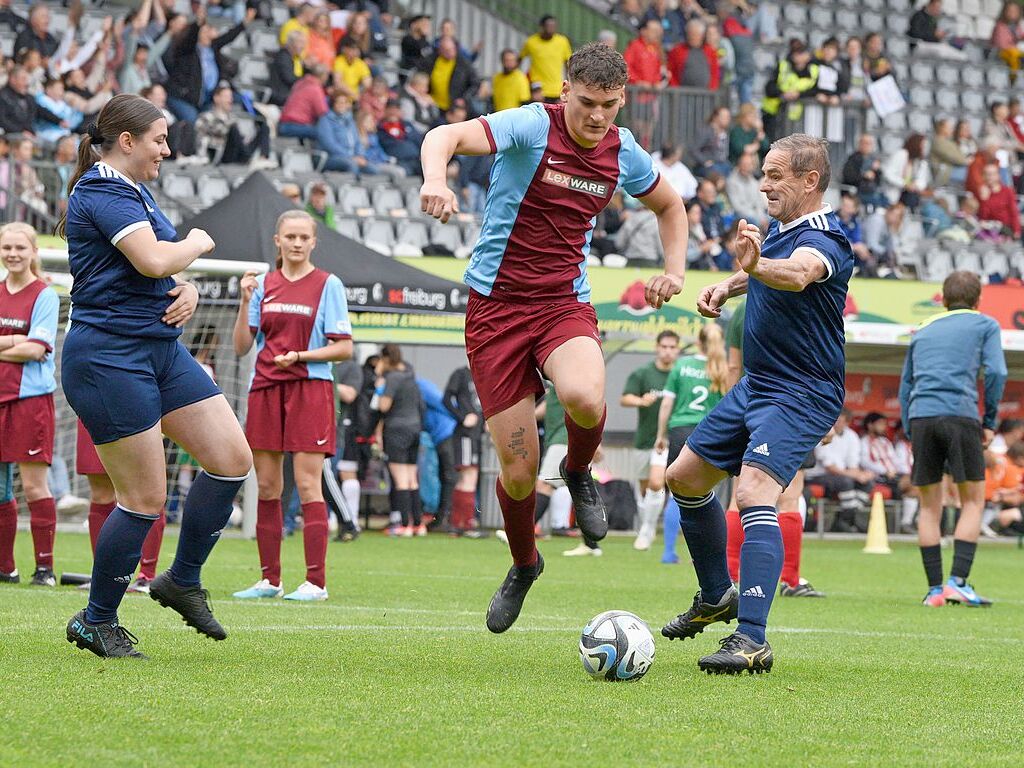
[534, 492, 551, 523]
[920, 544, 943, 588]
[410, 489, 423, 526]
[950, 539, 977, 583]
[390, 487, 406, 526]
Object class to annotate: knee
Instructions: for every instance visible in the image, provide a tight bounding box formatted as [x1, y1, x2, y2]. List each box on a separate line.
[501, 470, 536, 500]
[558, 384, 605, 424]
[209, 442, 253, 480]
[20, 478, 50, 502]
[121, 490, 166, 518]
[664, 464, 705, 498]
[295, 477, 321, 502]
[256, 475, 283, 500]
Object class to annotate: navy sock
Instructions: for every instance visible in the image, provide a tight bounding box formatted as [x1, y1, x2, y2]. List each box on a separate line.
[170, 470, 246, 587]
[662, 494, 680, 561]
[86, 506, 156, 624]
[736, 505, 783, 645]
[674, 492, 732, 604]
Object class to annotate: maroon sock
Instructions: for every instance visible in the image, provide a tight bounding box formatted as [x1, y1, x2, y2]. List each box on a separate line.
[88, 501, 116, 554]
[452, 489, 475, 529]
[564, 406, 607, 472]
[496, 480, 538, 568]
[778, 511, 804, 588]
[138, 511, 166, 580]
[301, 501, 328, 588]
[0, 499, 16, 573]
[28, 497, 56, 569]
[256, 498, 283, 585]
[725, 509, 743, 583]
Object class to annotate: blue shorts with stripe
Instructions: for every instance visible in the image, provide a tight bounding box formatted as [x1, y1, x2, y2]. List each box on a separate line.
[62, 322, 221, 445]
[684, 377, 840, 488]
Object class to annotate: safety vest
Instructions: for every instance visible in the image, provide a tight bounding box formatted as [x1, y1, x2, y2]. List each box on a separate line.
[762, 59, 819, 121]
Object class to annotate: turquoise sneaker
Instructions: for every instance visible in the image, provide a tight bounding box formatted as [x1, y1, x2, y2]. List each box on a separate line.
[942, 579, 992, 607]
[283, 581, 329, 602]
[232, 579, 284, 599]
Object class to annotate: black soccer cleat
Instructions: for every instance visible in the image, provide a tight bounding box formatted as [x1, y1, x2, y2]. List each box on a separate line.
[149, 571, 227, 641]
[486, 552, 544, 634]
[698, 631, 773, 675]
[662, 586, 739, 641]
[779, 580, 826, 598]
[0, 569, 19, 584]
[66, 609, 146, 659]
[30, 567, 56, 587]
[558, 457, 608, 542]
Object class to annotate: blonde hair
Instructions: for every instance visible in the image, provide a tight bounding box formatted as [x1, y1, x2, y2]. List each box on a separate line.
[699, 323, 729, 394]
[274, 209, 317, 269]
[0, 221, 42, 277]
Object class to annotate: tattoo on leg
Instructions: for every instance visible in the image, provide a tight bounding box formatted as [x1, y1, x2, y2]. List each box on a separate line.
[508, 428, 528, 461]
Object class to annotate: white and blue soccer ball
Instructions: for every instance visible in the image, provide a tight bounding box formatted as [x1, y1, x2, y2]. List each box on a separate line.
[579, 610, 655, 682]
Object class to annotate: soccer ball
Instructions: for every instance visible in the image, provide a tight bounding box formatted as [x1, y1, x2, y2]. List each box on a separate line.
[579, 610, 655, 682]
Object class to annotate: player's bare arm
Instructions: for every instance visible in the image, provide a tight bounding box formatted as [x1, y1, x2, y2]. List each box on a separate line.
[232, 269, 260, 355]
[162, 278, 199, 328]
[117, 226, 214, 278]
[273, 339, 353, 369]
[420, 120, 493, 223]
[654, 390, 675, 452]
[697, 270, 749, 318]
[640, 177, 687, 309]
[621, 392, 657, 408]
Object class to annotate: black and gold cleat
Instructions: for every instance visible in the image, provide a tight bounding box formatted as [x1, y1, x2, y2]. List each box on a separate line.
[698, 631, 773, 675]
[661, 586, 738, 641]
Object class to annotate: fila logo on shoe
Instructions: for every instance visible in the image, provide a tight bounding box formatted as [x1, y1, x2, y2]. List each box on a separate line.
[742, 585, 766, 598]
[752, 443, 770, 457]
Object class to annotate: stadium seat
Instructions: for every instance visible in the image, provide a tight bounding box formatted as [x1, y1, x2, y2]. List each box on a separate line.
[163, 174, 197, 200]
[987, 67, 1011, 91]
[363, 219, 396, 255]
[339, 186, 372, 215]
[809, 6, 833, 30]
[910, 62, 935, 84]
[335, 216, 362, 240]
[782, 4, 808, 27]
[281, 149, 315, 175]
[861, 11, 884, 32]
[238, 56, 271, 88]
[395, 219, 430, 250]
[924, 247, 955, 281]
[198, 176, 231, 207]
[249, 28, 279, 56]
[427, 220, 462, 254]
[372, 187, 406, 216]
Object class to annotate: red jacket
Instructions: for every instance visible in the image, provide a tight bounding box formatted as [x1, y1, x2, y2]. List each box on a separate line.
[280, 75, 329, 126]
[978, 184, 1021, 238]
[667, 43, 720, 89]
[624, 38, 664, 85]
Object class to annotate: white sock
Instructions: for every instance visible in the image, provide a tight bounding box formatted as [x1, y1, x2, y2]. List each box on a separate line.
[641, 489, 665, 529]
[342, 479, 361, 523]
[901, 497, 919, 525]
[550, 486, 572, 529]
[798, 495, 807, 524]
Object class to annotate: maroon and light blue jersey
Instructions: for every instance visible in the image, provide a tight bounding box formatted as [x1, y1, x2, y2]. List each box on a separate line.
[247, 267, 352, 391]
[0, 278, 59, 403]
[469, 103, 659, 302]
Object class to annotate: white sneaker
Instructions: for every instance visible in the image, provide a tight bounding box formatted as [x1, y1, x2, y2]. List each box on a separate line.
[563, 543, 602, 557]
[633, 532, 653, 551]
[283, 581, 329, 601]
[495, 529, 509, 544]
[328, 515, 339, 533]
[233, 579, 285, 599]
[56, 494, 88, 512]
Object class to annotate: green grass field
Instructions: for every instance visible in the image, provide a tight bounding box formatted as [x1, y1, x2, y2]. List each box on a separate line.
[2, 529, 1022, 767]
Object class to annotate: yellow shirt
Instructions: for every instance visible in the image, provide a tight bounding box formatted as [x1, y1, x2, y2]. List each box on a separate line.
[278, 18, 308, 46]
[492, 69, 531, 112]
[333, 55, 372, 96]
[430, 56, 457, 111]
[520, 33, 572, 98]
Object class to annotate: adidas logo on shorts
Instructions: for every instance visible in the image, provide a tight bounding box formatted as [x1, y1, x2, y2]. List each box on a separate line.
[752, 443, 770, 457]
[742, 585, 766, 598]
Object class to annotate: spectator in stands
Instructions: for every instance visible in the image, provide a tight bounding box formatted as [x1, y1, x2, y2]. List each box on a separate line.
[378, 98, 423, 176]
[279, 65, 330, 141]
[519, 15, 572, 103]
[809, 409, 873, 533]
[0, 0, 24, 33]
[597, 29, 618, 48]
[37, 133, 74, 215]
[269, 30, 308, 107]
[456, 149, 492, 214]
[704, 23, 733, 91]
[306, 11, 338, 71]
[345, 11, 382, 59]
[624, 19, 667, 91]
[719, 1, 755, 105]
[358, 75, 391, 124]
[930, 118, 969, 187]
[424, 35, 480, 115]
[966, 138, 1000, 199]
[50, 9, 109, 80]
[3, 135, 45, 216]
[614, 0, 645, 31]
[641, 0, 684, 46]
[195, 81, 273, 167]
[399, 71, 439, 134]
[355, 107, 404, 180]
[982, 102, 1024, 185]
[33, 76, 81, 143]
[944, 192, 981, 242]
[860, 411, 916, 520]
[278, 3, 316, 46]
[955, 118, 977, 159]
[121, 9, 167, 97]
[18, 46, 45, 95]
[333, 36, 372, 99]
[976, 162, 1021, 240]
[843, 36, 867, 105]
[491, 49, 531, 112]
[725, 151, 767, 229]
[141, 82, 198, 161]
[882, 132, 930, 210]
[434, 18, 482, 64]
[727, 102, 768, 164]
[163, 6, 254, 123]
[813, 37, 848, 106]
[305, 181, 336, 229]
[1006, 98, 1024, 148]
[990, 418, 1024, 455]
[761, 39, 818, 141]
[280, 182, 302, 206]
[529, 81, 545, 103]
[696, 176, 724, 246]
[615, 205, 663, 265]
[317, 91, 363, 173]
[14, 4, 57, 62]
[863, 199, 911, 277]
[986, 441, 1024, 535]
[908, 0, 966, 60]
[653, 143, 698, 200]
[991, 2, 1024, 78]
[685, 199, 719, 269]
[691, 106, 731, 177]
[400, 13, 433, 74]
[0, 65, 60, 135]
[863, 33, 892, 81]
[667, 19, 719, 89]
[837, 193, 875, 276]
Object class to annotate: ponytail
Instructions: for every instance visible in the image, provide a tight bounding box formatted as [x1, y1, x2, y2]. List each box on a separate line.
[699, 322, 729, 394]
[55, 133, 100, 239]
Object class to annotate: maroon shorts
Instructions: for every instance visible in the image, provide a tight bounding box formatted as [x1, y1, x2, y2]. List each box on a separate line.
[465, 291, 601, 419]
[76, 420, 106, 475]
[0, 394, 55, 464]
[246, 378, 336, 455]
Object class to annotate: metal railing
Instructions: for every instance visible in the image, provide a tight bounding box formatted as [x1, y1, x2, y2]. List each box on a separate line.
[772, 100, 870, 173]
[621, 85, 730, 152]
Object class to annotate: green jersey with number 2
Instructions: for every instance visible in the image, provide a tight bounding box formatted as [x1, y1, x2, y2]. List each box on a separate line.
[665, 354, 723, 429]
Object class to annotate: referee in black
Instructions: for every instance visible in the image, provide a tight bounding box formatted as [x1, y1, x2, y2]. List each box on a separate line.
[899, 271, 1007, 607]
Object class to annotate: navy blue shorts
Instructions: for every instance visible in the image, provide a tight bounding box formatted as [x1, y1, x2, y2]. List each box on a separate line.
[62, 322, 222, 445]
[685, 377, 840, 488]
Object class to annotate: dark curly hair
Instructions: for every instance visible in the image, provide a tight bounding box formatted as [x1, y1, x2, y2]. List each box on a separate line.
[566, 42, 628, 90]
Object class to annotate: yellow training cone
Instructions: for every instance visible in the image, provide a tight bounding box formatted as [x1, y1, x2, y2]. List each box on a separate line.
[863, 491, 892, 554]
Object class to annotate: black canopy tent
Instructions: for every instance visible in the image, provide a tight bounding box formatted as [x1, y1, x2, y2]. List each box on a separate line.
[179, 172, 468, 314]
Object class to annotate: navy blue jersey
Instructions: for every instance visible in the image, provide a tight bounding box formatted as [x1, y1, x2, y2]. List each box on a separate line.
[743, 205, 853, 404]
[65, 162, 179, 339]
